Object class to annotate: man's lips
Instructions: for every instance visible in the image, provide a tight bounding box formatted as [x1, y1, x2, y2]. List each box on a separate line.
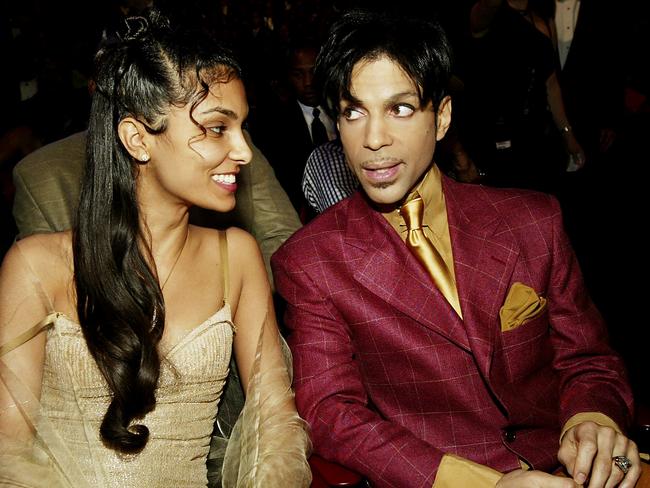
[361, 161, 402, 183]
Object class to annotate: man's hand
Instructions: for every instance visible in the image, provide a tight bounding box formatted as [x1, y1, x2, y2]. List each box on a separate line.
[496, 469, 578, 487]
[558, 421, 641, 487]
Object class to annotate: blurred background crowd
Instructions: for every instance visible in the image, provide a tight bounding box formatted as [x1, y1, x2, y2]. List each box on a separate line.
[1, 0, 648, 407]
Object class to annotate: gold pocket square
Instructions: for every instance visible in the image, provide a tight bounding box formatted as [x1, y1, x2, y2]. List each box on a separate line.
[499, 282, 547, 332]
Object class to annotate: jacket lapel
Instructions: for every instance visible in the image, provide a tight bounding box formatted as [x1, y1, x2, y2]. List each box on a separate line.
[344, 192, 471, 352]
[342, 179, 524, 406]
[444, 177, 520, 385]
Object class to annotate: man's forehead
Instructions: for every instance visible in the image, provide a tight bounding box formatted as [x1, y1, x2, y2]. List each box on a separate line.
[291, 49, 317, 67]
[346, 56, 421, 100]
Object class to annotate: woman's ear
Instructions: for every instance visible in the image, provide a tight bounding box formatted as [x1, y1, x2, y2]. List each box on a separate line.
[435, 96, 452, 142]
[118, 117, 151, 162]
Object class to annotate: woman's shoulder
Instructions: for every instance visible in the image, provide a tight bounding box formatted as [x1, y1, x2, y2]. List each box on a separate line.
[5, 231, 71, 266]
[189, 226, 261, 285]
[191, 226, 259, 256]
[2, 231, 73, 291]
[189, 227, 264, 305]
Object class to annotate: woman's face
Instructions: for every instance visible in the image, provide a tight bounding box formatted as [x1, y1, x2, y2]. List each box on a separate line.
[144, 76, 252, 213]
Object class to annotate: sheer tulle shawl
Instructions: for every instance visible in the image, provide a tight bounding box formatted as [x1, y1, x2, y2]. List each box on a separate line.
[0, 238, 311, 487]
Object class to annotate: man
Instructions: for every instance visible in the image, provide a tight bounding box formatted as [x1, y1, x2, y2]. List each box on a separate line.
[272, 10, 643, 488]
[552, 0, 628, 372]
[554, 0, 623, 162]
[12, 129, 301, 487]
[254, 42, 337, 218]
[12, 130, 301, 283]
[301, 139, 358, 214]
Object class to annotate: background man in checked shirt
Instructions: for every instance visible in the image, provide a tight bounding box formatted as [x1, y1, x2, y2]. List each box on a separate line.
[272, 8, 645, 488]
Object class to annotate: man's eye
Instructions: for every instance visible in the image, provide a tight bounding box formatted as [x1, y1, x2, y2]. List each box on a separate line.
[392, 104, 415, 117]
[342, 107, 363, 121]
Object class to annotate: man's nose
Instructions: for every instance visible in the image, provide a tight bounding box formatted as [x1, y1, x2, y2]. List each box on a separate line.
[363, 116, 392, 150]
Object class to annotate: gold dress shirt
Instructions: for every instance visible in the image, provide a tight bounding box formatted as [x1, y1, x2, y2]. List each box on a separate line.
[383, 165, 462, 318]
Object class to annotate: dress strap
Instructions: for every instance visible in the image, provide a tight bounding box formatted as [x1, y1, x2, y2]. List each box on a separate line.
[219, 230, 229, 306]
[0, 312, 58, 357]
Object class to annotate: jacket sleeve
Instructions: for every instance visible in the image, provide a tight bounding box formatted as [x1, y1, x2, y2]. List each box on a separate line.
[272, 248, 503, 488]
[247, 135, 301, 285]
[12, 165, 53, 239]
[546, 196, 633, 430]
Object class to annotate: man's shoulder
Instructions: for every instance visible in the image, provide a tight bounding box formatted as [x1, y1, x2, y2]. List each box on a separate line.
[14, 131, 86, 178]
[273, 196, 357, 262]
[287, 197, 353, 240]
[482, 184, 557, 211]
[447, 179, 560, 224]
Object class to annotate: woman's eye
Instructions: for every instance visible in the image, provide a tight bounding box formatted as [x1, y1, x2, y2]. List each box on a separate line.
[342, 107, 364, 121]
[392, 104, 415, 117]
[209, 125, 226, 136]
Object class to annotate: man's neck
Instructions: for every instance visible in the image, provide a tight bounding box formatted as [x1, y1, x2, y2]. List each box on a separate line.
[372, 163, 440, 215]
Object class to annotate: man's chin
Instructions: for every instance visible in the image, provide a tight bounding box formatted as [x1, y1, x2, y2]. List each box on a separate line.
[361, 182, 407, 207]
[299, 95, 320, 107]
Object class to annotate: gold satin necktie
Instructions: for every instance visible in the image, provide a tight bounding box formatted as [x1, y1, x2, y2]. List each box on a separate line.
[400, 193, 459, 313]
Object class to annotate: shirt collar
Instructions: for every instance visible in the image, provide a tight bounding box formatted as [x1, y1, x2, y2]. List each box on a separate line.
[383, 164, 446, 236]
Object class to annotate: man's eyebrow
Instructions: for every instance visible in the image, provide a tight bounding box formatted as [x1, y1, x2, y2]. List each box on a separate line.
[341, 91, 420, 107]
[385, 91, 420, 104]
[200, 106, 238, 119]
[341, 94, 363, 107]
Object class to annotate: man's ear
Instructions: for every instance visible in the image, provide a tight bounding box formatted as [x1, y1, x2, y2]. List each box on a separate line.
[117, 117, 151, 163]
[435, 96, 452, 142]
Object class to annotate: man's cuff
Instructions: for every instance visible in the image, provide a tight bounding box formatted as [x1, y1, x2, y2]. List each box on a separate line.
[560, 412, 622, 443]
[432, 454, 503, 488]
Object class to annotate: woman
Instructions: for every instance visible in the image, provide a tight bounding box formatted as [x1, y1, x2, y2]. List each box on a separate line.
[0, 10, 310, 487]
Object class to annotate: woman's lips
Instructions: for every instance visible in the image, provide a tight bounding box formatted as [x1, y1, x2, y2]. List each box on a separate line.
[211, 173, 238, 192]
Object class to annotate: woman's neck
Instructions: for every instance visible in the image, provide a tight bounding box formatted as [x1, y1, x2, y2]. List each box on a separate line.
[138, 195, 191, 283]
[142, 209, 189, 263]
[137, 170, 192, 262]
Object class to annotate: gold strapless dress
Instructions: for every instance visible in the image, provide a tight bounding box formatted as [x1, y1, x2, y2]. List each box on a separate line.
[36, 307, 233, 487]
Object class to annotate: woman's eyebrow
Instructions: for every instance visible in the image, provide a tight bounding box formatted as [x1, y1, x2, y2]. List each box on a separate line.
[200, 106, 238, 119]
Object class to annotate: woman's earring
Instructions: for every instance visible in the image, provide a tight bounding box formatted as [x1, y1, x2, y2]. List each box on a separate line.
[140, 153, 150, 162]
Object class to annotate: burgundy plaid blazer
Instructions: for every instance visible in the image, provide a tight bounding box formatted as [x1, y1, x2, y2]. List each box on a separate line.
[271, 175, 633, 488]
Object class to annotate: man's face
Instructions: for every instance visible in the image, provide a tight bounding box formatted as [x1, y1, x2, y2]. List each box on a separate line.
[288, 48, 319, 107]
[337, 56, 451, 206]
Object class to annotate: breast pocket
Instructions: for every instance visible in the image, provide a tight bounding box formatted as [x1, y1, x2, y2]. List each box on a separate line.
[500, 311, 554, 383]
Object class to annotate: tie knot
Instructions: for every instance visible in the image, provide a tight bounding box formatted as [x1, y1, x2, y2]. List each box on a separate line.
[400, 194, 424, 230]
[310, 107, 328, 146]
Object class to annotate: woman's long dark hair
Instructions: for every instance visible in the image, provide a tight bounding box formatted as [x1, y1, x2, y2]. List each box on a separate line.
[73, 9, 241, 453]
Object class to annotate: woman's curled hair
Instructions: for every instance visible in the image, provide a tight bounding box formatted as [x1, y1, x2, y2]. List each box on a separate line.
[73, 9, 241, 453]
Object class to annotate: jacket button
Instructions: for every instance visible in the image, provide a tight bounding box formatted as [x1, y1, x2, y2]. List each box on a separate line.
[504, 428, 516, 443]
